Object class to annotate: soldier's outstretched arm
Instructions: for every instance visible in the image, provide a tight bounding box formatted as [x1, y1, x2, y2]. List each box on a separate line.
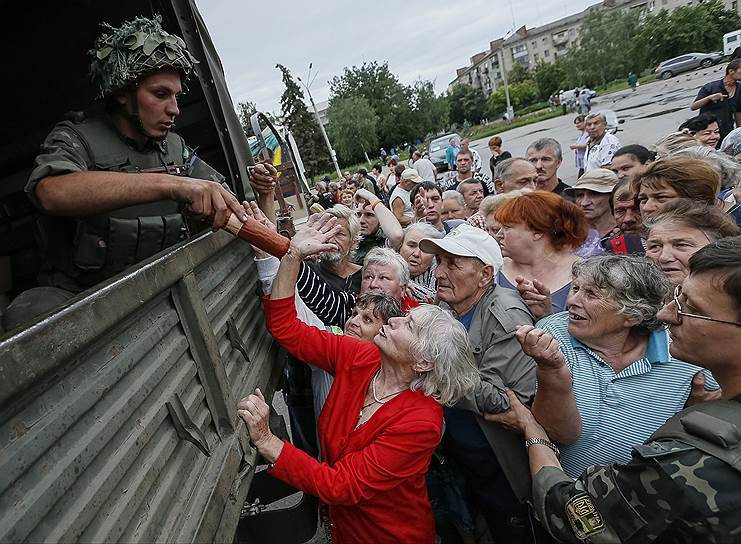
[34, 171, 249, 229]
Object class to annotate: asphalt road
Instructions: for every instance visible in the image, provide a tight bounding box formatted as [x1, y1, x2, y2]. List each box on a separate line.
[470, 63, 727, 184]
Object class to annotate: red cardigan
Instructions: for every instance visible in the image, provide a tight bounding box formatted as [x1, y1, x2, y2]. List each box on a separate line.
[264, 296, 442, 543]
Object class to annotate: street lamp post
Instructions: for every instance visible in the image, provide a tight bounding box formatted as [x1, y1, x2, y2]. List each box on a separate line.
[497, 49, 514, 122]
[297, 64, 343, 179]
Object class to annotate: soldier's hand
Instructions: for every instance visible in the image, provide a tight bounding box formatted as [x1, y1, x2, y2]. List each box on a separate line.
[685, 371, 722, 407]
[173, 177, 248, 230]
[515, 325, 566, 370]
[249, 162, 278, 196]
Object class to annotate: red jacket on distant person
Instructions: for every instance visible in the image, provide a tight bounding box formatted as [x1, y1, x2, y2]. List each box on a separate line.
[264, 296, 442, 543]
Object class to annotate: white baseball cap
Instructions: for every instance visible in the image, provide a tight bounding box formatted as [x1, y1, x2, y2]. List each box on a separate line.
[419, 224, 503, 271]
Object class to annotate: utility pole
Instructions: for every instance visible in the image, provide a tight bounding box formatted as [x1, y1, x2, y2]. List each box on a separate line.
[298, 63, 342, 179]
[497, 49, 514, 122]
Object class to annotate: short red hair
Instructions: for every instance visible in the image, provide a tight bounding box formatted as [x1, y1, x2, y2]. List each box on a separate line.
[494, 190, 588, 250]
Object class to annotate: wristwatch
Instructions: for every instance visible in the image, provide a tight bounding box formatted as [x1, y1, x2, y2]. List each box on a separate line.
[525, 437, 561, 459]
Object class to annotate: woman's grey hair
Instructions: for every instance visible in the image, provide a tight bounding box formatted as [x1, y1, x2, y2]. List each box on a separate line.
[720, 127, 741, 157]
[671, 145, 741, 190]
[324, 204, 362, 248]
[408, 304, 480, 406]
[572, 256, 671, 334]
[442, 190, 465, 206]
[364, 247, 411, 286]
[404, 222, 443, 242]
[651, 130, 697, 159]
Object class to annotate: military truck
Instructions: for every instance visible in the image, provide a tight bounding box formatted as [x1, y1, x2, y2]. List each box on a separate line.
[0, 1, 314, 542]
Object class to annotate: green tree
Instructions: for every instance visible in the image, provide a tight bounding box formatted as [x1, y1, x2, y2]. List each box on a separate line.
[275, 64, 330, 178]
[236, 100, 257, 137]
[327, 96, 379, 163]
[448, 84, 488, 125]
[637, 1, 741, 68]
[329, 61, 416, 149]
[486, 79, 540, 116]
[533, 60, 567, 100]
[507, 62, 531, 84]
[410, 80, 450, 138]
[567, 7, 644, 87]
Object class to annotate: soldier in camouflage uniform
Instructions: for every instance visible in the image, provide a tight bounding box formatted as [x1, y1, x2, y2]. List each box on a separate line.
[486, 237, 741, 543]
[5, 15, 276, 330]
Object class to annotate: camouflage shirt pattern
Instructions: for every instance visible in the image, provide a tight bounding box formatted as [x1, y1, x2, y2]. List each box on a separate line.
[534, 435, 741, 543]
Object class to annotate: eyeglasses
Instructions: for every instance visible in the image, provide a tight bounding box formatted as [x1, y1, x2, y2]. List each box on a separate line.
[672, 284, 741, 327]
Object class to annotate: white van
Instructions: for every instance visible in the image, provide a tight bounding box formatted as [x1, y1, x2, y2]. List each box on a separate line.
[724, 29, 741, 55]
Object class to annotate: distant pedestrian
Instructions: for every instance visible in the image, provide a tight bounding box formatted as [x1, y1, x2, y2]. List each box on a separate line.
[577, 89, 591, 114]
[379, 147, 387, 163]
[627, 71, 638, 92]
[569, 115, 589, 177]
[411, 151, 437, 182]
[445, 137, 460, 171]
[690, 59, 741, 142]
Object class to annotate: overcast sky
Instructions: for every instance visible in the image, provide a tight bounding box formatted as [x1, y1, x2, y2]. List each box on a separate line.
[198, 0, 600, 115]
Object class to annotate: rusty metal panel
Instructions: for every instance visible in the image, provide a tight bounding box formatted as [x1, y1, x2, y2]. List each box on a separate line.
[0, 232, 281, 543]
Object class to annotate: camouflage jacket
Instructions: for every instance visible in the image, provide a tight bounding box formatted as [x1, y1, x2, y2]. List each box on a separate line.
[533, 396, 741, 543]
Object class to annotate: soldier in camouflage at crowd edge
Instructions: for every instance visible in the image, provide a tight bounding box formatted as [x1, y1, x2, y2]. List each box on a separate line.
[487, 236, 741, 543]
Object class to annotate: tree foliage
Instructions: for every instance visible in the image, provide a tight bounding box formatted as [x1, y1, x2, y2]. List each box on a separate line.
[448, 84, 488, 125]
[410, 80, 450, 140]
[486, 80, 540, 116]
[507, 63, 531, 85]
[637, 1, 741, 67]
[533, 61, 567, 100]
[329, 61, 416, 149]
[327, 96, 379, 163]
[275, 64, 330, 178]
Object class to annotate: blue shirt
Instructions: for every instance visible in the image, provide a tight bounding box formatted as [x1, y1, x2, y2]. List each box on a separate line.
[537, 312, 719, 478]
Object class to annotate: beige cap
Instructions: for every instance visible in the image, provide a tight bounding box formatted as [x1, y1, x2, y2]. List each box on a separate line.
[419, 224, 504, 271]
[564, 168, 619, 194]
[400, 168, 424, 184]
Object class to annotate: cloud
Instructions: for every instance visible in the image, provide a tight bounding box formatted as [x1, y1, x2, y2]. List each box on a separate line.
[197, 0, 599, 114]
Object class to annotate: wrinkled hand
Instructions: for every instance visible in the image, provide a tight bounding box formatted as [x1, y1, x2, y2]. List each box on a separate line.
[237, 388, 273, 448]
[289, 213, 342, 259]
[242, 201, 277, 258]
[515, 325, 566, 370]
[483, 389, 539, 435]
[685, 371, 723, 407]
[515, 276, 553, 320]
[404, 282, 435, 304]
[249, 162, 279, 196]
[173, 177, 248, 230]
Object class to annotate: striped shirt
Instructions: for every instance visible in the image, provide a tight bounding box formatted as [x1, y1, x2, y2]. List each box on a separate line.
[537, 312, 719, 478]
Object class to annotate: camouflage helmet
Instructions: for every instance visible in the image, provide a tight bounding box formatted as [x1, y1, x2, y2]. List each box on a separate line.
[89, 15, 198, 99]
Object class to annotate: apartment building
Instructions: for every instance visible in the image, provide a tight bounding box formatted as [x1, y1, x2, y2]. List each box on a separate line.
[449, 0, 739, 95]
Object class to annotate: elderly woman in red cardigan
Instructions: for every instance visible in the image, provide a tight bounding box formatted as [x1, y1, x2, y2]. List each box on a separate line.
[238, 214, 479, 543]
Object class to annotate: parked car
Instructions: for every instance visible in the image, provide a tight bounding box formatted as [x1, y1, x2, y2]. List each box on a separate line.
[655, 51, 724, 80]
[428, 133, 461, 172]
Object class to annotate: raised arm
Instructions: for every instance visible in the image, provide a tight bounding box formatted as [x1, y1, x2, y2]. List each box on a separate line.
[355, 188, 403, 250]
[520, 326, 581, 445]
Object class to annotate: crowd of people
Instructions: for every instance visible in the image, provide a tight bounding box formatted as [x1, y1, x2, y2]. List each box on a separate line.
[236, 85, 741, 543]
[16, 15, 741, 542]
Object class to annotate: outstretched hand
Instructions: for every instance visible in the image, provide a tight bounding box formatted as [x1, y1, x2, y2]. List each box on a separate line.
[515, 325, 566, 370]
[515, 276, 553, 320]
[289, 213, 342, 259]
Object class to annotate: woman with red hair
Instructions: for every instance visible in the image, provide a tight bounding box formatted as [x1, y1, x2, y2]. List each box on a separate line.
[494, 191, 588, 315]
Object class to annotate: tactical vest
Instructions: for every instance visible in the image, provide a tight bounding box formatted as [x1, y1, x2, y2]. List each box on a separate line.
[61, 117, 189, 289]
[636, 399, 741, 474]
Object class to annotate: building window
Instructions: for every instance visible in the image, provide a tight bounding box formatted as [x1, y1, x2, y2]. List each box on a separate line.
[531, 40, 537, 46]
[544, 49, 550, 57]
[662, 0, 667, 4]
[733, 0, 738, 8]
[534, 53, 539, 61]
[542, 37, 547, 43]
